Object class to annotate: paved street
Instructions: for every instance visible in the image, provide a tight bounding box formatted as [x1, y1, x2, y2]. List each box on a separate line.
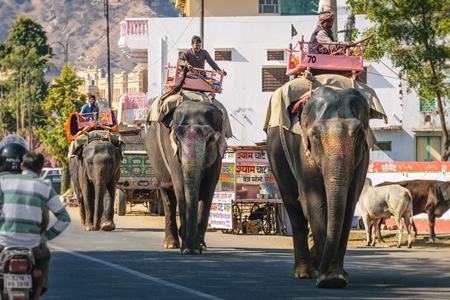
[43, 206, 450, 299]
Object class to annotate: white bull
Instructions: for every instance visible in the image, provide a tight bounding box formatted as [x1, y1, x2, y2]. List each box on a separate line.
[359, 178, 413, 248]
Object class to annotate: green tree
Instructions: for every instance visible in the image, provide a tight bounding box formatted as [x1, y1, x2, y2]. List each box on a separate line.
[347, 0, 450, 160]
[0, 16, 50, 146]
[38, 64, 85, 193]
[7, 16, 50, 59]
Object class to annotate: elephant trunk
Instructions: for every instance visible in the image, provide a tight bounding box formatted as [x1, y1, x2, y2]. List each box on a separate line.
[178, 126, 209, 249]
[319, 129, 355, 274]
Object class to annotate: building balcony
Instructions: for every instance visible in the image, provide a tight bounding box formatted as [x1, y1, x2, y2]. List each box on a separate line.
[118, 19, 149, 66]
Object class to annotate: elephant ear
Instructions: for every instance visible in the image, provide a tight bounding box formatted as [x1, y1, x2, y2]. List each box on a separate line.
[217, 123, 228, 158]
[169, 128, 178, 158]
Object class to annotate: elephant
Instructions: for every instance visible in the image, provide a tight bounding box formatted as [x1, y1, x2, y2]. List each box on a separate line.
[145, 100, 227, 254]
[69, 139, 122, 231]
[266, 86, 370, 288]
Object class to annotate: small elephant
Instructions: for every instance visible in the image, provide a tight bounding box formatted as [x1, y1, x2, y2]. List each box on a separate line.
[266, 87, 370, 288]
[70, 139, 122, 231]
[145, 100, 227, 254]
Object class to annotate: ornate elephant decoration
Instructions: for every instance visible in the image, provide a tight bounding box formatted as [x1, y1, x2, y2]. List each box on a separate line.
[266, 86, 370, 288]
[69, 139, 122, 231]
[145, 100, 228, 254]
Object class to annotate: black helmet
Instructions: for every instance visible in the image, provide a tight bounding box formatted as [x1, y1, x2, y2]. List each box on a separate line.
[0, 134, 29, 173]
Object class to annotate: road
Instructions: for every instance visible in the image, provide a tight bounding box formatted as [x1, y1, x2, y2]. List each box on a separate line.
[43, 206, 450, 300]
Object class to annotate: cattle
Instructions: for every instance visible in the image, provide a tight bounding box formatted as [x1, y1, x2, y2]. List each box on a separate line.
[376, 179, 450, 242]
[359, 178, 413, 248]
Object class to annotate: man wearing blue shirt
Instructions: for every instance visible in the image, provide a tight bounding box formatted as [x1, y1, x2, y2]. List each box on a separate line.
[80, 94, 99, 120]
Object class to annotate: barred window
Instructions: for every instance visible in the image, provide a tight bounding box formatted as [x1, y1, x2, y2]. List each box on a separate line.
[259, 0, 279, 14]
[262, 67, 289, 92]
[267, 50, 284, 61]
[215, 50, 232, 61]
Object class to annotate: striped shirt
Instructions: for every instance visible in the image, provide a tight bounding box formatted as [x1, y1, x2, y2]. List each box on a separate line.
[0, 170, 71, 248]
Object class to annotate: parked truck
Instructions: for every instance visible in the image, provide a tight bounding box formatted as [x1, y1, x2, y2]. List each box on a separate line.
[115, 92, 163, 216]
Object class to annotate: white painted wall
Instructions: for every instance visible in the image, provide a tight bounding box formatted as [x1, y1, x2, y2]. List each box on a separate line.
[121, 12, 407, 148]
[120, 2, 450, 163]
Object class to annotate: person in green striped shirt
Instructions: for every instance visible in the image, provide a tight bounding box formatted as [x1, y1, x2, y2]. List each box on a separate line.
[0, 149, 71, 299]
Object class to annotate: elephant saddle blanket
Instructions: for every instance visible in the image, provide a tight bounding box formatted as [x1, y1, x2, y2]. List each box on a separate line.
[263, 74, 388, 148]
[68, 130, 125, 157]
[146, 90, 233, 138]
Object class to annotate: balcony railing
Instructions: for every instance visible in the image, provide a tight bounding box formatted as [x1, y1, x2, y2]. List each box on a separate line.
[120, 19, 149, 37]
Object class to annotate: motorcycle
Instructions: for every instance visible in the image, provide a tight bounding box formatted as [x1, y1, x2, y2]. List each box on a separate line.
[0, 247, 36, 300]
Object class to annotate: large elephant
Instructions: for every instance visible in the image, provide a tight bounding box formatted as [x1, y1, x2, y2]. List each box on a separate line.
[69, 139, 122, 231]
[266, 87, 370, 288]
[145, 100, 227, 254]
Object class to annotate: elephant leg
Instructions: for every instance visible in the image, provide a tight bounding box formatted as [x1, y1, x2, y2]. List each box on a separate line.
[78, 201, 86, 227]
[83, 183, 96, 231]
[74, 184, 86, 227]
[196, 200, 208, 253]
[196, 162, 221, 252]
[287, 198, 314, 279]
[281, 182, 314, 276]
[101, 181, 116, 231]
[161, 188, 180, 249]
[267, 127, 314, 279]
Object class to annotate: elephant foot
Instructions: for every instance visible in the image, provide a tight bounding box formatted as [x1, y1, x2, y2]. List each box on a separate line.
[84, 224, 98, 231]
[292, 264, 315, 279]
[181, 247, 202, 255]
[101, 221, 116, 231]
[316, 272, 348, 289]
[200, 242, 207, 251]
[163, 237, 180, 249]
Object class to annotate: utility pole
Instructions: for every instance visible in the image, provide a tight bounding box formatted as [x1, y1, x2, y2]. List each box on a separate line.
[200, 0, 204, 45]
[104, 0, 112, 108]
[64, 41, 69, 65]
[27, 71, 32, 149]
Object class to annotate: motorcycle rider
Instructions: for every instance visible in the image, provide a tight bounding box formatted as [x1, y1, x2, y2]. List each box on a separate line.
[0, 135, 71, 299]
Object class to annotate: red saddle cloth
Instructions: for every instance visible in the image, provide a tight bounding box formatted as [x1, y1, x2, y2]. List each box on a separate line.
[64, 110, 118, 142]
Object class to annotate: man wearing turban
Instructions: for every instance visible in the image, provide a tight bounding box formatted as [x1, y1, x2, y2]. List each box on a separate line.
[309, 11, 352, 55]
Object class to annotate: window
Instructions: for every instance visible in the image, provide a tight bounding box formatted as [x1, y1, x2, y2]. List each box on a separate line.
[416, 136, 441, 161]
[420, 98, 436, 112]
[262, 68, 289, 92]
[259, 0, 279, 14]
[267, 50, 284, 61]
[215, 50, 232, 61]
[372, 141, 391, 151]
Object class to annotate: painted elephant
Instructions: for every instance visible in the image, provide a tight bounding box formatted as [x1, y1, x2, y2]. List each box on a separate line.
[69, 139, 122, 231]
[266, 87, 370, 288]
[145, 100, 227, 254]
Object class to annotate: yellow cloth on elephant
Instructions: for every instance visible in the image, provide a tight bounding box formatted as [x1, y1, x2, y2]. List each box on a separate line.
[146, 91, 233, 138]
[68, 130, 125, 157]
[263, 74, 388, 148]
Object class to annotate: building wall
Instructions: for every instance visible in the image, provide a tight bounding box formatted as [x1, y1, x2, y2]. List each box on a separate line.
[180, 0, 266, 17]
[119, 4, 449, 162]
[178, 0, 319, 17]
[123, 13, 402, 149]
[75, 67, 147, 111]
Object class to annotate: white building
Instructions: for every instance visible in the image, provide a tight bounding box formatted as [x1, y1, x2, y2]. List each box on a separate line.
[118, 1, 442, 162]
